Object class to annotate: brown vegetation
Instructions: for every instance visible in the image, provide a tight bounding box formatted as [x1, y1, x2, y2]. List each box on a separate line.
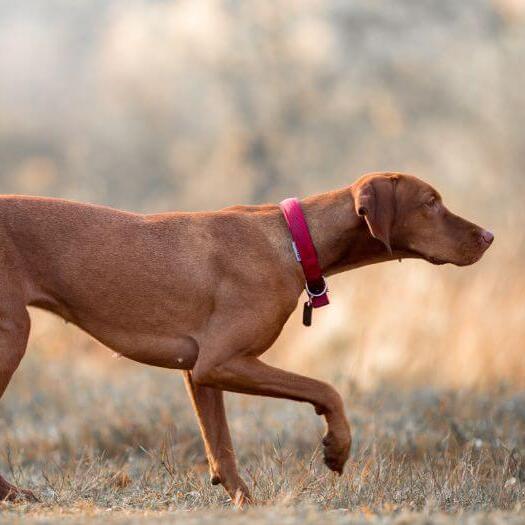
[0, 313, 524, 523]
[0, 0, 524, 522]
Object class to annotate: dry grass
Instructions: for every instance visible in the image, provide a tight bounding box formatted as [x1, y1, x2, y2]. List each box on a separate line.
[1, 310, 525, 523]
[0, 3, 524, 522]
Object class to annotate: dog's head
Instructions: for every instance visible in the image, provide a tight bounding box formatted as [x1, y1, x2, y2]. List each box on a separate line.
[352, 172, 494, 266]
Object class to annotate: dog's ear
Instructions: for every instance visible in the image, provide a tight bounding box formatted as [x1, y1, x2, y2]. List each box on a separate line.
[354, 175, 397, 254]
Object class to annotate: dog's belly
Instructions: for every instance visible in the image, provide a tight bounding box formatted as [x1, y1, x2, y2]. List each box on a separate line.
[75, 320, 200, 370]
[30, 296, 201, 370]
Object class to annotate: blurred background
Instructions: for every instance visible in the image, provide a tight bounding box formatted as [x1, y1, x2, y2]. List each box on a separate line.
[0, 0, 524, 391]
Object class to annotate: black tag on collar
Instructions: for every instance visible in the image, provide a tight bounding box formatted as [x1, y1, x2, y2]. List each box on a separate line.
[303, 301, 313, 326]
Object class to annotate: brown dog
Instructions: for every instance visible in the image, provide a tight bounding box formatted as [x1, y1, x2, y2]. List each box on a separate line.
[0, 172, 493, 502]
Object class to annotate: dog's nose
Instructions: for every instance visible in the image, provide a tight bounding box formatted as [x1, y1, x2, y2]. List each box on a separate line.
[480, 229, 494, 245]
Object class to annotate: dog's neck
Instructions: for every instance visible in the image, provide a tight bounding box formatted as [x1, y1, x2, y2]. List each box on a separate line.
[300, 186, 393, 276]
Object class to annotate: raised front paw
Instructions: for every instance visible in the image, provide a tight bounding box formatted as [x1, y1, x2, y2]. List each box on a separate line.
[322, 428, 351, 475]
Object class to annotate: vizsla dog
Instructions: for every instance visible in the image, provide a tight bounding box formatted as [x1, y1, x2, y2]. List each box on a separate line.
[0, 172, 493, 503]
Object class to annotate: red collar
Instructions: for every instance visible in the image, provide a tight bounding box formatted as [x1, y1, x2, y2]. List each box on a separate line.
[279, 198, 329, 313]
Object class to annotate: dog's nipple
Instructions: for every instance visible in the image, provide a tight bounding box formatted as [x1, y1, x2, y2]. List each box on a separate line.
[177, 357, 183, 364]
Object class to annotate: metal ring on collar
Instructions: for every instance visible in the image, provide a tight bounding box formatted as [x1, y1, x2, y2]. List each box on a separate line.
[305, 277, 328, 298]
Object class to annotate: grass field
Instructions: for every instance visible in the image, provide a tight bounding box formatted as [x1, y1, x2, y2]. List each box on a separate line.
[1, 1, 524, 523]
[1, 300, 525, 524]
[0, 187, 521, 525]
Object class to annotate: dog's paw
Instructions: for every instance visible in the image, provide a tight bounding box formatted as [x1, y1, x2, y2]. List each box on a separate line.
[322, 429, 351, 475]
[226, 479, 252, 507]
[213, 472, 252, 506]
[0, 485, 39, 503]
[231, 485, 252, 507]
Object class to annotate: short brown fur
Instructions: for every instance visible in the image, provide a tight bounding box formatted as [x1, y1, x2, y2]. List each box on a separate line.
[0, 173, 493, 503]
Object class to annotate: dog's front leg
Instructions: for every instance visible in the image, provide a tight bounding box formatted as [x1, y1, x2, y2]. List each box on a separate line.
[192, 356, 351, 475]
[183, 371, 251, 505]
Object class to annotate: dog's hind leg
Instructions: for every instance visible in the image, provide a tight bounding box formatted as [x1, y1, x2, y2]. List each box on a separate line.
[183, 371, 251, 505]
[0, 300, 37, 502]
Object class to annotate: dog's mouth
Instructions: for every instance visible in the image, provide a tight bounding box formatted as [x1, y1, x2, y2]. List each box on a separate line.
[394, 247, 448, 265]
[396, 247, 485, 267]
[424, 254, 448, 265]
